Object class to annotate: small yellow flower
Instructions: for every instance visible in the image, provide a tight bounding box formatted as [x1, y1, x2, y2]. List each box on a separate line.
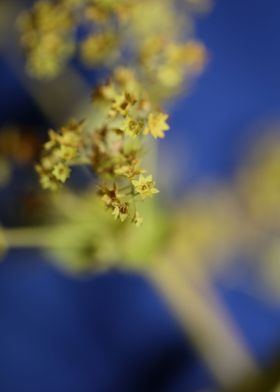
[109, 93, 136, 118]
[132, 211, 143, 227]
[93, 82, 117, 102]
[40, 175, 59, 191]
[113, 67, 136, 86]
[44, 129, 58, 150]
[112, 201, 129, 222]
[123, 116, 144, 137]
[58, 132, 80, 147]
[58, 145, 77, 161]
[36, 165, 59, 191]
[61, 119, 84, 134]
[144, 111, 169, 139]
[132, 174, 159, 199]
[180, 41, 206, 71]
[114, 165, 145, 178]
[41, 156, 55, 171]
[84, 5, 110, 23]
[140, 36, 165, 61]
[18, 1, 75, 79]
[52, 162, 70, 182]
[80, 32, 118, 66]
[98, 184, 121, 207]
[157, 65, 183, 88]
[94, 0, 122, 10]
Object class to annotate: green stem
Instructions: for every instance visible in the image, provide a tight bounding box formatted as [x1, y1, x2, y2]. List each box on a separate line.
[3, 226, 60, 249]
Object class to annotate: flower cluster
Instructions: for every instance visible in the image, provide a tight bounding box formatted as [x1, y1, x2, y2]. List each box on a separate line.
[19, 0, 208, 226]
[17, 1, 75, 78]
[17, 0, 135, 79]
[36, 68, 168, 225]
[35, 119, 84, 191]
[80, 31, 119, 66]
[18, 0, 208, 82]
[139, 37, 207, 98]
[88, 70, 170, 225]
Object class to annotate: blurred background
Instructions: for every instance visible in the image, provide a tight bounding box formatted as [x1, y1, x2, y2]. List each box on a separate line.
[1, 0, 280, 391]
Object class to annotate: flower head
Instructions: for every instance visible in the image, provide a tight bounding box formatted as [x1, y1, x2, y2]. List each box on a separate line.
[52, 162, 71, 182]
[132, 174, 159, 199]
[123, 116, 144, 137]
[109, 92, 136, 118]
[81, 32, 118, 66]
[132, 211, 143, 227]
[144, 111, 169, 139]
[112, 201, 129, 222]
[58, 145, 77, 160]
[98, 184, 121, 207]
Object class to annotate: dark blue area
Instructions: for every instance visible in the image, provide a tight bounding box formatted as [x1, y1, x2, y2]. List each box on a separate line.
[0, 251, 212, 392]
[218, 280, 280, 365]
[166, 0, 280, 182]
[1, 0, 280, 391]
[0, 60, 46, 126]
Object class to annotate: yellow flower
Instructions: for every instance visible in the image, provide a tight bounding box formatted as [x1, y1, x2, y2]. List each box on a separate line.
[58, 145, 77, 161]
[61, 119, 84, 134]
[93, 82, 117, 102]
[132, 174, 159, 199]
[139, 36, 166, 65]
[41, 156, 55, 171]
[52, 162, 70, 183]
[132, 211, 143, 227]
[84, 5, 110, 23]
[179, 41, 206, 71]
[113, 67, 136, 86]
[144, 111, 169, 139]
[123, 116, 144, 137]
[18, 1, 75, 79]
[35, 165, 59, 191]
[80, 32, 118, 66]
[109, 93, 136, 118]
[40, 175, 59, 191]
[99, 184, 119, 207]
[114, 165, 145, 178]
[58, 132, 80, 147]
[157, 65, 183, 88]
[44, 129, 58, 150]
[112, 201, 129, 222]
[95, 0, 122, 10]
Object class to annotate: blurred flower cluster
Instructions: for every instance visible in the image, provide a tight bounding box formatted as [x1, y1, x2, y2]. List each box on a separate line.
[18, 0, 207, 87]
[35, 68, 167, 225]
[18, 0, 207, 226]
